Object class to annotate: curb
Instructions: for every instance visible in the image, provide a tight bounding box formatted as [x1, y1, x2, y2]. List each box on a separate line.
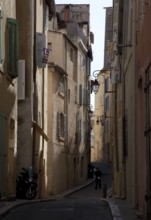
[107, 199, 123, 220]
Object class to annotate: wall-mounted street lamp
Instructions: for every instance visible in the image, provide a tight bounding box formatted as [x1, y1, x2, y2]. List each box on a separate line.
[91, 70, 101, 94]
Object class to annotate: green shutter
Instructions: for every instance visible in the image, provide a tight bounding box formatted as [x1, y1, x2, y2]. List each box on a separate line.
[6, 18, 18, 78]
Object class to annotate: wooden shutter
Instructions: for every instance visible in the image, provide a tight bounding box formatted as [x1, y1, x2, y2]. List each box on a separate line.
[64, 114, 66, 138]
[18, 60, 25, 100]
[83, 88, 88, 105]
[6, 18, 18, 78]
[36, 33, 46, 68]
[57, 112, 61, 139]
[79, 84, 82, 105]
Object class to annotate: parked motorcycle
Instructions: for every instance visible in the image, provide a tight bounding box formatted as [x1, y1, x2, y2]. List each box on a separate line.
[16, 166, 40, 200]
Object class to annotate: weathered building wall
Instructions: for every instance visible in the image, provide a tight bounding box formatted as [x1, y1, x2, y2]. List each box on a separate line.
[135, 1, 151, 218]
[0, 0, 18, 198]
[16, 0, 54, 198]
[16, 0, 34, 171]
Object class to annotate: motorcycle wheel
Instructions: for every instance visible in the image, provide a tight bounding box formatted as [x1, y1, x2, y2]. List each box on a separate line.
[25, 188, 37, 200]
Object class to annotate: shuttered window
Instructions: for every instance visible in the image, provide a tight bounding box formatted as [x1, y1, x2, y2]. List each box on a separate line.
[79, 84, 82, 105]
[83, 88, 88, 105]
[57, 112, 66, 141]
[75, 115, 82, 145]
[36, 33, 46, 68]
[6, 18, 18, 78]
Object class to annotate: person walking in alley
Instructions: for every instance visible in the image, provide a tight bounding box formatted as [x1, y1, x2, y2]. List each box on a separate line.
[94, 167, 102, 189]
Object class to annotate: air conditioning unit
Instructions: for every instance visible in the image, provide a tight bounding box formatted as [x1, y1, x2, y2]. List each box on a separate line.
[18, 60, 25, 100]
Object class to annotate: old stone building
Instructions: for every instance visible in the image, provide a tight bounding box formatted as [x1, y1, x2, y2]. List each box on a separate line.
[91, 7, 113, 163]
[0, 1, 93, 199]
[110, 0, 151, 219]
[0, 0, 18, 199]
[46, 4, 93, 195]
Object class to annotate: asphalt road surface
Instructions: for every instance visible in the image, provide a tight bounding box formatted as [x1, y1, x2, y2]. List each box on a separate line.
[2, 196, 113, 220]
[2, 163, 112, 220]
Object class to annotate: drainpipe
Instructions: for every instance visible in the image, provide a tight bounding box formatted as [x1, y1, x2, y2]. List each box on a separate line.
[64, 36, 69, 189]
[121, 57, 126, 199]
[41, 0, 46, 166]
[32, 0, 37, 167]
[114, 84, 119, 172]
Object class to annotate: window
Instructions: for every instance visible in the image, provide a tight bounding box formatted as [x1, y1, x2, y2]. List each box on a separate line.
[36, 33, 46, 68]
[58, 82, 64, 96]
[48, 42, 52, 51]
[6, 18, 18, 78]
[105, 96, 109, 111]
[83, 88, 88, 105]
[75, 116, 82, 145]
[75, 86, 77, 104]
[70, 48, 73, 62]
[45, 5, 49, 30]
[79, 84, 82, 105]
[68, 89, 70, 103]
[57, 112, 66, 141]
[105, 78, 109, 92]
[80, 54, 85, 67]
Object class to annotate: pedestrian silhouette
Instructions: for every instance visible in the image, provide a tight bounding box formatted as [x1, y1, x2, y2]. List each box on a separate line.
[94, 167, 102, 189]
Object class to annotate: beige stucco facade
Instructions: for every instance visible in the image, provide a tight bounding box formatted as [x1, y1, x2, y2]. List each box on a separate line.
[47, 16, 91, 194]
[111, 1, 150, 219]
[0, 1, 92, 200]
[91, 70, 113, 163]
[0, 0, 18, 199]
[91, 73, 105, 162]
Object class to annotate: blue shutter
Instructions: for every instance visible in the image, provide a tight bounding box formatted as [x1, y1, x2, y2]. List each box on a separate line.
[6, 18, 18, 78]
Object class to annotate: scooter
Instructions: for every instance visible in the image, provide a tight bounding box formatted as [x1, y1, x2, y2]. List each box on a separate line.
[16, 166, 40, 200]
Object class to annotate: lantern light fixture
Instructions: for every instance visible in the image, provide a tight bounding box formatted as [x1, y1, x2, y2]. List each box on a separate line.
[91, 70, 101, 94]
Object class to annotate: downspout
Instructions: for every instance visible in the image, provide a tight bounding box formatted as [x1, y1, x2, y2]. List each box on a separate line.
[32, 0, 37, 167]
[121, 56, 126, 199]
[64, 36, 69, 189]
[41, 0, 45, 168]
[114, 83, 119, 171]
